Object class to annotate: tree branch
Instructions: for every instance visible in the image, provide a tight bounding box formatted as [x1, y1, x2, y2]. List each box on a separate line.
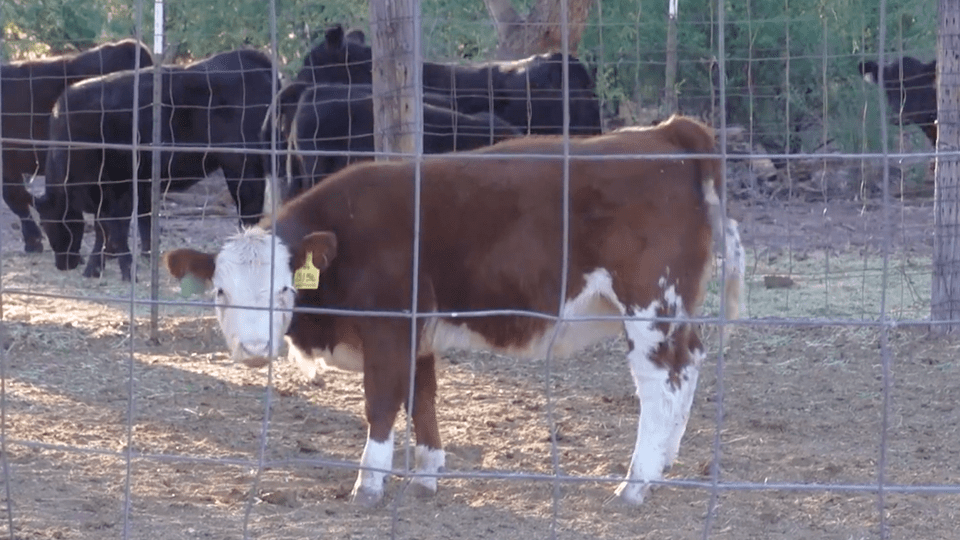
[485, 0, 592, 60]
[483, 0, 523, 46]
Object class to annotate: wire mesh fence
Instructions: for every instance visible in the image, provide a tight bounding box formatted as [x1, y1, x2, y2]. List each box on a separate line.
[2, 0, 959, 539]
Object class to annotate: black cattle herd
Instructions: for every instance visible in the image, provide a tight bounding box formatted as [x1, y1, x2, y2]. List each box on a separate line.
[0, 25, 932, 281]
[2, 25, 603, 280]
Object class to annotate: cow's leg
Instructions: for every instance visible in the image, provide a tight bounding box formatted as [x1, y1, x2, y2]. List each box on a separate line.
[105, 216, 134, 282]
[354, 387, 401, 507]
[222, 162, 265, 226]
[137, 213, 152, 255]
[3, 178, 44, 253]
[662, 327, 704, 468]
[82, 221, 107, 279]
[615, 302, 703, 506]
[85, 211, 134, 282]
[134, 183, 154, 256]
[407, 353, 444, 499]
[351, 326, 408, 506]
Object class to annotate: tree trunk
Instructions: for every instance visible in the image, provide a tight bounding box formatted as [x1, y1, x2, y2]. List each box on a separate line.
[369, 0, 420, 160]
[484, 0, 592, 59]
[932, 0, 960, 332]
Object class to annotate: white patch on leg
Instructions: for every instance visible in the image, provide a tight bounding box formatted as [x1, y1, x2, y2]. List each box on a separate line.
[661, 284, 684, 337]
[664, 352, 702, 467]
[410, 444, 446, 497]
[615, 293, 699, 506]
[352, 430, 394, 506]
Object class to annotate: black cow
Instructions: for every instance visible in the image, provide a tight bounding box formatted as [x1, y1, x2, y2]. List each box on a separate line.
[264, 82, 522, 199]
[1, 39, 153, 253]
[296, 24, 602, 136]
[859, 56, 937, 144]
[35, 49, 278, 281]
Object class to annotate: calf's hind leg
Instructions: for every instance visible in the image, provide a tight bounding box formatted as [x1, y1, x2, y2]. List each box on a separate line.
[615, 304, 703, 506]
[82, 222, 108, 279]
[407, 353, 444, 499]
[2, 179, 44, 253]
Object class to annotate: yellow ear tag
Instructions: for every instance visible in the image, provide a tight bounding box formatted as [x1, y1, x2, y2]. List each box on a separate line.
[293, 252, 321, 290]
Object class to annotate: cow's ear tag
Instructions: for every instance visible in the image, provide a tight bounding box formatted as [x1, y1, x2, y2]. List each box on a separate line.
[179, 274, 207, 298]
[294, 252, 321, 290]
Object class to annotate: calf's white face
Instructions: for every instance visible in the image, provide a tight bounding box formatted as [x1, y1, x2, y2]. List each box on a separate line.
[165, 228, 337, 369]
[212, 230, 296, 366]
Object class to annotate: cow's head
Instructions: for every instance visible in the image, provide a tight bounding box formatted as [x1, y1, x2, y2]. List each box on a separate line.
[859, 57, 937, 142]
[163, 228, 337, 367]
[296, 24, 372, 85]
[497, 53, 602, 135]
[96, 39, 154, 73]
[65, 39, 154, 79]
[34, 191, 84, 272]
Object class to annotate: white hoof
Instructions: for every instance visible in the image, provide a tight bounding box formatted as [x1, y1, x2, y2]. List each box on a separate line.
[407, 478, 438, 500]
[613, 480, 650, 506]
[351, 486, 384, 507]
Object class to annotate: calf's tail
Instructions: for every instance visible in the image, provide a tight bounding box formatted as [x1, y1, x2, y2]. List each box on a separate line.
[703, 176, 745, 343]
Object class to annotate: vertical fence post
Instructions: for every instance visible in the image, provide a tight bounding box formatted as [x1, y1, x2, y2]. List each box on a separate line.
[368, 0, 424, 510]
[149, 0, 164, 342]
[933, 0, 960, 333]
[369, 0, 420, 161]
[0, 12, 13, 540]
[664, 0, 679, 115]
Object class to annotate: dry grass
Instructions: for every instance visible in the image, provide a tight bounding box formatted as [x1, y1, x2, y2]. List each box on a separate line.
[2, 183, 959, 538]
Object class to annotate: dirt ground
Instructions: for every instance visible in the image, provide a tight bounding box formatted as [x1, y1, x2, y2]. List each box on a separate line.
[2, 171, 959, 540]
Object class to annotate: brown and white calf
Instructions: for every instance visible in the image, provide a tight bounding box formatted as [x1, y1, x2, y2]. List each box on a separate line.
[164, 115, 745, 507]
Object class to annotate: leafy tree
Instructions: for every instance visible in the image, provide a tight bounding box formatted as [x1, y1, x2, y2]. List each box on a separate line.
[483, 0, 593, 59]
[158, 0, 368, 71]
[577, 0, 934, 153]
[2, 0, 938, 154]
[3, 0, 134, 57]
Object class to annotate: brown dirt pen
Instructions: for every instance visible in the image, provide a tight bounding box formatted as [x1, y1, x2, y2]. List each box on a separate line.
[2, 173, 959, 539]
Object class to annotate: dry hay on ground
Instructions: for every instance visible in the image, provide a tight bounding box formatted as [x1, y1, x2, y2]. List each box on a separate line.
[1, 175, 958, 539]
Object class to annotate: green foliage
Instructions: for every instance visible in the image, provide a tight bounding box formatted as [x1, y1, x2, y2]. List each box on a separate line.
[3, 0, 367, 74]
[422, 0, 498, 61]
[580, 0, 936, 154]
[158, 0, 368, 72]
[2, 0, 938, 154]
[3, 0, 134, 56]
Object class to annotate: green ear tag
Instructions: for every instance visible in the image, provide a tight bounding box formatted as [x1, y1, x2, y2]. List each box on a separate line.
[294, 252, 321, 290]
[179, 274, 207, 298]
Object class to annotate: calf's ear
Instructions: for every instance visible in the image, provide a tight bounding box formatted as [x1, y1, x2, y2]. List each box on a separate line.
[325, 24, 345, 50]
[345, 29, 366, 45]
[299, 232, 337, 273]
[163, 249, 216, 296]
[164, 249, 216, 280]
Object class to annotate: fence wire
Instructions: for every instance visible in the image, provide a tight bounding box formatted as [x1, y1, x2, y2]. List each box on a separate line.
[1, 0, 959, 539]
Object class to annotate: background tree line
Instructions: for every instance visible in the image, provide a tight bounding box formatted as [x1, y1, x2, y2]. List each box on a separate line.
[2, 0, 936, 155]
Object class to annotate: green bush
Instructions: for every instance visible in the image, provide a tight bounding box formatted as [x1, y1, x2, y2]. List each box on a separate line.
[580, 0, 936, 154]
[3, 0, 937, 154]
